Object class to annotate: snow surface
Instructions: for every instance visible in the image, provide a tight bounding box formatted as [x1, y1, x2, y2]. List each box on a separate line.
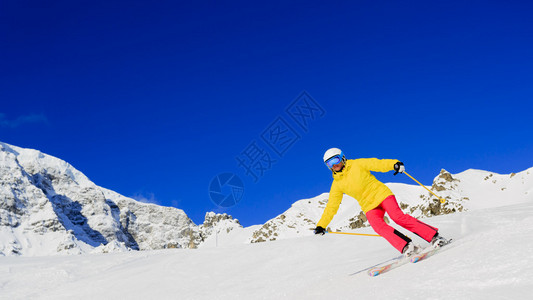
[1, 198, 532, 299]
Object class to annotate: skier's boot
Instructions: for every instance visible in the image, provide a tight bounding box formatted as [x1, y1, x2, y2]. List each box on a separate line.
[431, 234, 450, 248]
[402, 242, 420, 257]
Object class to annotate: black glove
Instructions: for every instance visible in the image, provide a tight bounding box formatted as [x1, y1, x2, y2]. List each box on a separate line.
[393, 161, 405, 175]
[314, 226, 326, 235]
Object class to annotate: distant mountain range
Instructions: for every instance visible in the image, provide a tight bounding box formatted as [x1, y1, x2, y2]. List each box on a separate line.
[1, 141, 531, 256]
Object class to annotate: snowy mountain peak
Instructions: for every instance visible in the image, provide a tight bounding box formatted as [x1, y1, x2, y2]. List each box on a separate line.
[198, 212, 242, 242]
[201, 212, 241, 230]
[0, 142, 204, 256]
[432, 169, 458, 191]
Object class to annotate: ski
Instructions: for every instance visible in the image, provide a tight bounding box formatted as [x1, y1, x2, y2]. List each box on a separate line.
[363, 239, 454, 277]
[410, 239, 453, 264]
[367, 255, 410, 277]
[349, 254, 402, 276]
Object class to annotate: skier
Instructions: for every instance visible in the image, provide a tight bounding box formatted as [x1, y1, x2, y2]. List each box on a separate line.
[314, 148, 448, 256]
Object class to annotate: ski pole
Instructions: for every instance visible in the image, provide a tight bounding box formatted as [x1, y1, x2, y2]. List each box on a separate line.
[327, 231, 381, 237]
[403, 171, 447, 204]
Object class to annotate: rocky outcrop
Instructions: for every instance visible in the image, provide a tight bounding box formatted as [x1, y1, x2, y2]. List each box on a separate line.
[200, 212, 241, 235]
[101, 188, 201, 250]
[249, 194, 330, 243]
[250, 216, 282, 243]
[197, 212, 242, 247]
[407, 169, 466, 218]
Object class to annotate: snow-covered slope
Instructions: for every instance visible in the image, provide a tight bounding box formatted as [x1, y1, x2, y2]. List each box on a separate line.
[1, 200, 532, 300]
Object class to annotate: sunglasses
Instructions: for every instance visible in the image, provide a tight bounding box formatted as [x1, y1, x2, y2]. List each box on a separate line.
[325, 155, 342, 168]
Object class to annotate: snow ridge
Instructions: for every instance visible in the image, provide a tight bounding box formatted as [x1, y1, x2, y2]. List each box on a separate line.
[0, 142, 221, 256]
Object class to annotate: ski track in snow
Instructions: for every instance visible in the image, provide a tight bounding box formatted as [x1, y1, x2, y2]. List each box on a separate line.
[1, 201, 532, 300]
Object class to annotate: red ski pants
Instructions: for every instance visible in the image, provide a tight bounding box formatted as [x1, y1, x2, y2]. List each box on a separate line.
[366, 195, 438, 253]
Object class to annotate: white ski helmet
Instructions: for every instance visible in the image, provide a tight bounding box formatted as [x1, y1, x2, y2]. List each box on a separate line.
[323, 148, 346, 170]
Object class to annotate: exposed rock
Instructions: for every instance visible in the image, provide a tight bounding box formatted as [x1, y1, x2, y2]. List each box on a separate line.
[197, 212, 242, 246]
[348, 211, 368, 229]
[408, 169, 466, 218]
[432, 169, 458, 192]
[250, 221, 277, 243]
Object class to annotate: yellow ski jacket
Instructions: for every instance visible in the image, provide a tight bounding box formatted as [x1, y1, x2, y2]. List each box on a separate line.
[317, 158, 399, 228]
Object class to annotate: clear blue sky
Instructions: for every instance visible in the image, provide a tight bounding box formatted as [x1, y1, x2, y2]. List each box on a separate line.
[1, 0, 532, 226]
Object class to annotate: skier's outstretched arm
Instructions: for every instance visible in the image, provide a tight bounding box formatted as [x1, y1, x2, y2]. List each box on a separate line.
[357, 158, 400, 173]
[315, 183, 343, 234]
